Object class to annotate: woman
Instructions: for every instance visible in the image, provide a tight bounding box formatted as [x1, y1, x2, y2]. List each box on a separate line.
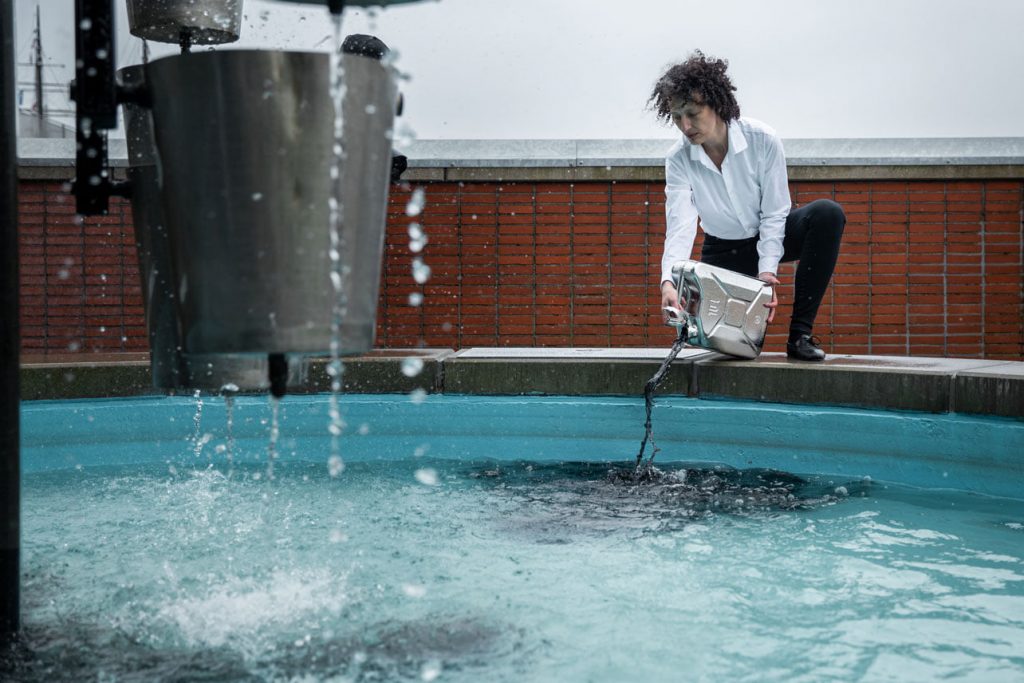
[650, 51, 845, 361]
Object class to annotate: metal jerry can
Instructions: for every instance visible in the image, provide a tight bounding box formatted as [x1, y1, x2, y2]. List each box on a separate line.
[664, 260, 774, 359]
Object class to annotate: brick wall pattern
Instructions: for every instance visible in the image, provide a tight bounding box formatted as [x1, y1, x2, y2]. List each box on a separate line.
[15, 178, 1024, 359]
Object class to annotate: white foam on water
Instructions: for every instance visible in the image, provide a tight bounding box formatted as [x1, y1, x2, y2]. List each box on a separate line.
[155, 568, 350, 650]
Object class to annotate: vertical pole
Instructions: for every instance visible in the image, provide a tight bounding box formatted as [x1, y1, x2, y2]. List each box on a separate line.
[34, 5, 43, 130]
[1, 0, 23, 639]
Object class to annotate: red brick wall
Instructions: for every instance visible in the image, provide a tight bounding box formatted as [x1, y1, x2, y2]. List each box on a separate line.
[16, 177, 1024, 360]
[18, 181, 146, 356]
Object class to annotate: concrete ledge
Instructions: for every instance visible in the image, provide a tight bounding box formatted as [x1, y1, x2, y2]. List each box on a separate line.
[28, 163, 1022, 183]
[300, 349, 453, 394]
[18, 348, 1024, 419]
[694, 354, 1006, 414]
[21, 360, 156, 400]
[954, 362, 1024, 419]
[444, 348, 711, 396]
[20, 137, 1024, 182]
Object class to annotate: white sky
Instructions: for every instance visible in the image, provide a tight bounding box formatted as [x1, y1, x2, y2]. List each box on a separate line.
[14, 0, 1024, 140]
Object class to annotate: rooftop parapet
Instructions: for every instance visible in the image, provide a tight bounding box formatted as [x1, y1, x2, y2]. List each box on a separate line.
[17, 137, 1024, 181]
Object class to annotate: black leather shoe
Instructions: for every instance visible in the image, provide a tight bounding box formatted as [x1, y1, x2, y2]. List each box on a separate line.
[787, 334, 826, 361]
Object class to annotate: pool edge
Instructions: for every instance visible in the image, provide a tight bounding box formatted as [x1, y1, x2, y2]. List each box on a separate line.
[19, 348, 1024, 420]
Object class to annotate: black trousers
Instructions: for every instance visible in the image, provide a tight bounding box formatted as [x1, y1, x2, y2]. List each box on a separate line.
[700, 199, 845, 337]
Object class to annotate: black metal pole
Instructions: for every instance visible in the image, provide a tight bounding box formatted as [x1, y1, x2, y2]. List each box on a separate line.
[1, 0, 23, 639]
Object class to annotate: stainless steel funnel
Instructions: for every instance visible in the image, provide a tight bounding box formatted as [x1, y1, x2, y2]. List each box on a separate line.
[147, 49, 333, 356]
[272, 0, 426, 6]
[121, 64, 308, 393]
[142, 47, 398, 359]
[127, 0, 243, 45]
[336, 38, 400, 352]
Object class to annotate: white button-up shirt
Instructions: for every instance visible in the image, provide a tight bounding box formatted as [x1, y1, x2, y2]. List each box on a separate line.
[661, 117, 791, 284]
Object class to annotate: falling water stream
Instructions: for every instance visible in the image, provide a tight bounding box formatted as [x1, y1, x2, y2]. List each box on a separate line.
[220, 383, 239, 472]
[326, 12, 348, 478]
[191, 389, 204, 458]
[267, 396, 281, 480]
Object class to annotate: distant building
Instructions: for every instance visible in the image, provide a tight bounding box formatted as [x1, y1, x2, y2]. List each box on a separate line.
[17, 110, 73, 138]
[17, 4, 74, 139]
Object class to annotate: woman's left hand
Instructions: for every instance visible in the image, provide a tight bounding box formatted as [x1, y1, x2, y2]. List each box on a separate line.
[758, 272, 780, 324]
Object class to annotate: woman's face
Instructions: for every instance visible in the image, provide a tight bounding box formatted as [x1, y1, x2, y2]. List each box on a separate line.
[669, 95, 725, 145]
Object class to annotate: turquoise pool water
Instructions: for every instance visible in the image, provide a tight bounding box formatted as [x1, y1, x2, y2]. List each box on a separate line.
[5, 395, 1024, 681]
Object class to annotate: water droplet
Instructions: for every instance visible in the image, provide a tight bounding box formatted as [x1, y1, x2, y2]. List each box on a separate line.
[408, 292, 423, 307]
[67, 341, 80, 352]
[409, 388, 427, 404]
[421, 660, 442, 681]
[357, 423, 370, 435]
[394, 123, 416, 150]
[412, 259, 431, 284]
[79, 18, 92, 30]
[251, 192, 263, 201]
[328, 454, 344, 477]
[57, 269, 69, 280]
[98, 326, 106, 333]
[414, 468, 438, 486]
[409, 234, 428, 253]
[329, 529, 348, 543]
[401, 357, 424, 377]
[413, 445, 429, 458]
[364, 103, 377, 114]
[402, 583, 427, 598]
[405, 188, 426, 217]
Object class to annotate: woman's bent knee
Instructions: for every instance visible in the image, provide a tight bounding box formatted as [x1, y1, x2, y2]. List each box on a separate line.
[809, 199, 846, 235]
[811, 198, 843, 228]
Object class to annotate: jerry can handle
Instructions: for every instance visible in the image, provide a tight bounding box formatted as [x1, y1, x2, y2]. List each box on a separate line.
[663, 307, 697, 339]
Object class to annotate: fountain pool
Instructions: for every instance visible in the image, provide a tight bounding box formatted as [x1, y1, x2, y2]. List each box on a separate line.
[6, 394, 1024, 681]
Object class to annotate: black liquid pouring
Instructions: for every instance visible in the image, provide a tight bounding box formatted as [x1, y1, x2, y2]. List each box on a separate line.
[635, 329, 687, 472]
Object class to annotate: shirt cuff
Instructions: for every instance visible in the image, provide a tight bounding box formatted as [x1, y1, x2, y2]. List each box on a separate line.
[757, 257, 780, 276]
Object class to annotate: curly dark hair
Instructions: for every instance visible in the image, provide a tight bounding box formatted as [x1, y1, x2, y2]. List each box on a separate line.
[648, 50, 740, 124]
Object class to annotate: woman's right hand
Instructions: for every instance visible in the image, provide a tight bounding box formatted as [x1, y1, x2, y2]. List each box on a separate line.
[661, 282, 680, 323]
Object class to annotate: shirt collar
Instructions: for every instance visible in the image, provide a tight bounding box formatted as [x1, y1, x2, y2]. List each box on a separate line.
[687, 118, 748, 163]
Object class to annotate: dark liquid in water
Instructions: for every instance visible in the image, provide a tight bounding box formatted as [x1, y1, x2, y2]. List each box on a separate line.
[634, 332, 686, 474]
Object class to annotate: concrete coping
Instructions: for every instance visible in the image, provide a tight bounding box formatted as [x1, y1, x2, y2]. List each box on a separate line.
[18, 136, 1024, 169]
[20, 348, 1024, 420]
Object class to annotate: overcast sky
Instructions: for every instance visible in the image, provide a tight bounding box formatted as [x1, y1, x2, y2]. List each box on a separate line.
[14, 0, 1024, 140]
